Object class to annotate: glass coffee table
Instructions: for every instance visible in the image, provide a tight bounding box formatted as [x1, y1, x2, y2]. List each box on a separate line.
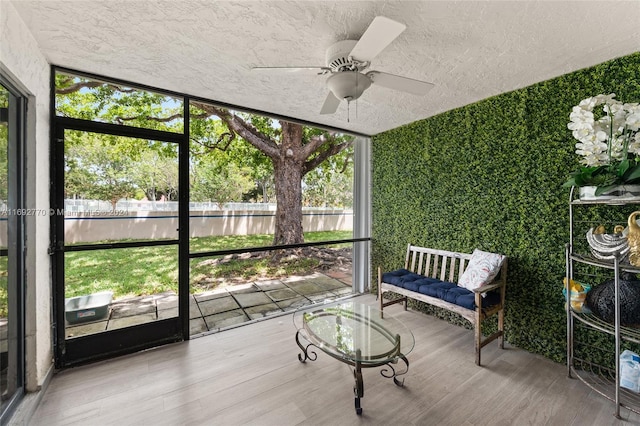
[293, 299, 414, 415]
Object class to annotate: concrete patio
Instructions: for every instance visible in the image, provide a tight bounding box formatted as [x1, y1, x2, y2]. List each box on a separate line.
[64, 269, 353, 339]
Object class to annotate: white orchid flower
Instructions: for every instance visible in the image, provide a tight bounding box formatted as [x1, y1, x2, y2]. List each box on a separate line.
[568, 94, 640, 177]
[573, 130, 597, 144]
[578, 97, 596, 109]
[607, 102, 624, 115]
[570, 107, 594, 121]
[594, 93, 617, 106]
[628, 138, 640, 155]
[626, 112, 640, 132]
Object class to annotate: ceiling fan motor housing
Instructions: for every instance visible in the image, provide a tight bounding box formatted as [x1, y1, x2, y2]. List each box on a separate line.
[325, 40, 362, 72]
[326, 72, 372, 101]
[325, 40, 372, 101]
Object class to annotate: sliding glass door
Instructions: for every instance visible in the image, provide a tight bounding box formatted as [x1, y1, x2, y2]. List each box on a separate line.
[0, 78, 26, 422]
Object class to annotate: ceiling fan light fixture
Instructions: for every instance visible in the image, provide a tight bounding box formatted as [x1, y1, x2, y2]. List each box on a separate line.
[326, 72, 372, 101]
[252, 16, 433, 117]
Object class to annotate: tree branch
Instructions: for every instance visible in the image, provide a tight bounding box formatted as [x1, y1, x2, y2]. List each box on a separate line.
[115, 112, 209, 123]
[189, 132, 235, 151]
[303, 139, 354, 176]
[194, 103, 280, 159]
[55, 81, 103, 95]
[115, 113, 184, 124]
[56, 84, 279, 160]
[300, 132, 337, 159]
[339, 152, 353, 173]
[55, 80, 136, 95]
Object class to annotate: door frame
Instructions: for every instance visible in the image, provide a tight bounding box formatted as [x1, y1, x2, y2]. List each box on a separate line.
[50, 114, 190, 368]
[0, 73, 26, 422]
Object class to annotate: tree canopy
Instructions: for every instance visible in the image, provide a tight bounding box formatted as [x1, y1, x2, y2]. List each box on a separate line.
[55, 71, 354, 244]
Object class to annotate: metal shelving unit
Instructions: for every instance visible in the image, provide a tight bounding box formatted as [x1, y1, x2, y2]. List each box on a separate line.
[566, 187, 640, 418]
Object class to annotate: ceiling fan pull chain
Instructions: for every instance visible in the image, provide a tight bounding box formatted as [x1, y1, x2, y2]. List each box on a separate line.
[347, 99, 351, 123]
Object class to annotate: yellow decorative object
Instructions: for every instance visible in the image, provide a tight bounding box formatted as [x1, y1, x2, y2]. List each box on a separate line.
[562, 278, 591, 312]
[614, 225, 625, 235]
[594, 225, 606, 234]
[563, 277, 584, 292]
[627, 211, 640, 266]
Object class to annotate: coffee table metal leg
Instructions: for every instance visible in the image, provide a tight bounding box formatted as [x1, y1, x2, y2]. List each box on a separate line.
[353, 353, 364, 415]
[295, 330, 317, 363]
[381, 354, 409, 386]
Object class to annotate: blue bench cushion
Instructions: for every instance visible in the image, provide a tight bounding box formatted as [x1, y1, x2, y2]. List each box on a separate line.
[382, 269, 500, 309]
[404, 277, 441, 292]
[381, 269, 433, 289]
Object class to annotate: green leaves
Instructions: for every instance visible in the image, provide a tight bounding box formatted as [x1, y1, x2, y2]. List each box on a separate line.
[618, 159, 631, 177]
[622, 162, 640, 183]
[55, 72, 184, 133]
[190, 160, 254, 208]
[563, 165, 613, 188]
[56, 71, 355, 212]
[372, 51, 640, 363]
[64, 131, 180, 206]
[563, 159, 640, 194]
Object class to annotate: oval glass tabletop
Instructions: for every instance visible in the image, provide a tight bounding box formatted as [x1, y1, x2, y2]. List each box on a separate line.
[293, 299, 415, 364]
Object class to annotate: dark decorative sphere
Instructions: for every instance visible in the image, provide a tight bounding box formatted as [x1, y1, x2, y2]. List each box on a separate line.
[586, 272, 640, 326]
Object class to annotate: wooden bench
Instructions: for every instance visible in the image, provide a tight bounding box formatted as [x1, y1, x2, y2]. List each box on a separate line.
[378, 244, 507, 366]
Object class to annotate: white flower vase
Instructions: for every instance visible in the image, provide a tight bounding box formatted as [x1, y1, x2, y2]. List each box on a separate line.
[579, 185, 640, 200]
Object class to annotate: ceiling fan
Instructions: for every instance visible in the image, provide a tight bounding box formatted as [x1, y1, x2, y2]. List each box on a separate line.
[252, 16, 434, 115]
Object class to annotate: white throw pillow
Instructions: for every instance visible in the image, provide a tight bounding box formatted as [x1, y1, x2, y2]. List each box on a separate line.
[458, 249, 505, 291]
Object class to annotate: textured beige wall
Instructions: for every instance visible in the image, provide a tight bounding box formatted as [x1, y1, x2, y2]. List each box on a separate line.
[0, 1, 52, 391]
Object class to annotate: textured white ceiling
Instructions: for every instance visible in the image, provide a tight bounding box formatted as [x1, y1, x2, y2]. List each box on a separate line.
[10, 0, 640, 135]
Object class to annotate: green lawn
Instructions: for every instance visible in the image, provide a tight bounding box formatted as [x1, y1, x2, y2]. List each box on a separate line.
[64, 231, 352, 300]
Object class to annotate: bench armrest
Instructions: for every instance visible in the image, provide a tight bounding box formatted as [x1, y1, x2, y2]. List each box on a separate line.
[471, 280, 505, 294]
[471, 258, 508, 296]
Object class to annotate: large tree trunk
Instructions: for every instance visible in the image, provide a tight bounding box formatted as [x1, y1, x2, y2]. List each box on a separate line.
[181, 104, 351, 246]
[273, 122, 304, 245]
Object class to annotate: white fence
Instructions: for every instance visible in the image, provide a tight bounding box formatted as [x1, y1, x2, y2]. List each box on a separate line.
[0, 200, 353, 245]
[62, 209, 353, 244]
[63, 199, 284, 212]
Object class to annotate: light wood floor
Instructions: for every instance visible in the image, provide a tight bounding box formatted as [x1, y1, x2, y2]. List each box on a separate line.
[27, 294, 640, 425]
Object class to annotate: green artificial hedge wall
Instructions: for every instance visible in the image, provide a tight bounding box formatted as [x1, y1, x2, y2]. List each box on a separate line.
[371, 51, 640, 363]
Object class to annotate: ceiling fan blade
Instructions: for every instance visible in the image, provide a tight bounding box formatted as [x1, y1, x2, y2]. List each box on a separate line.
[320, 92, 341, 115]
[367, 71, 434, 96]
[252, 66, 331, 74]
[348, 16, 406, 62]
